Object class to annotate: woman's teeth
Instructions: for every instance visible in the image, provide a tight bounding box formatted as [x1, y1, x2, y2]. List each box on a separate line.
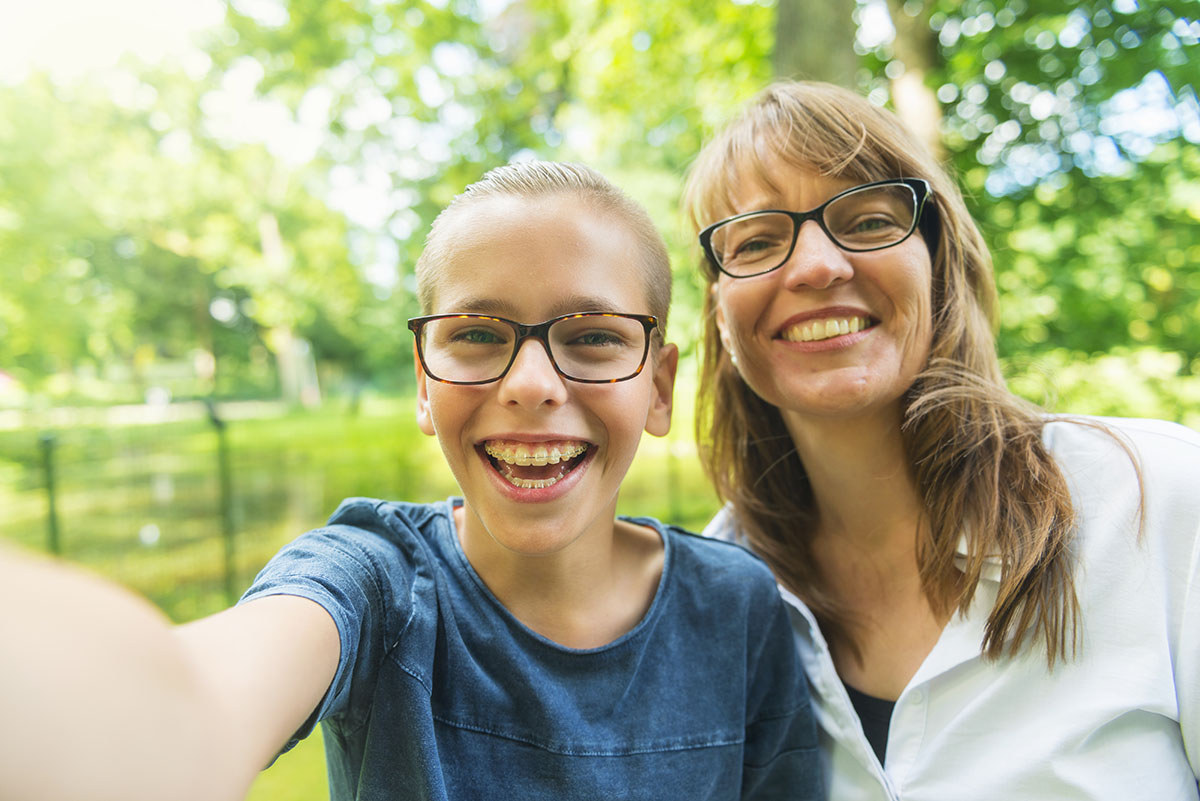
[781, 316, 870, 343]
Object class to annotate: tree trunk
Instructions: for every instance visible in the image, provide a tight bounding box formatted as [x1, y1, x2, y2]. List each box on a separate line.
[884, 0, 944, 159]
[774, 0, 859, 87]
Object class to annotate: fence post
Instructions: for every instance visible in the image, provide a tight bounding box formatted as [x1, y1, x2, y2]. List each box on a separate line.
[206, 401, 237, 605]
[39, 432, 61, 555]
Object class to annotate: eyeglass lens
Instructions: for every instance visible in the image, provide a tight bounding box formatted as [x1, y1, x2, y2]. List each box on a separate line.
[418, 314, 648, 383]
[709, 183, 918, 276]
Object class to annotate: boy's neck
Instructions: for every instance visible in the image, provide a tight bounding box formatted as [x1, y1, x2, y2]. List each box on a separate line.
[453, 505, 664, 649]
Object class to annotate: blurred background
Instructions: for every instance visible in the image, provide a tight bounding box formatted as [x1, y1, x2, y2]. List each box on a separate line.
[2, 0, 1197, 797]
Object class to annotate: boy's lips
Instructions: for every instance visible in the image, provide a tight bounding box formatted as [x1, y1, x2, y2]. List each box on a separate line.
[479, 439, 593, 490]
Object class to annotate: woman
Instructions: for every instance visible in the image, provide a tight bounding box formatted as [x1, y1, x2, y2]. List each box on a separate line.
[684, 80, 1199, 799]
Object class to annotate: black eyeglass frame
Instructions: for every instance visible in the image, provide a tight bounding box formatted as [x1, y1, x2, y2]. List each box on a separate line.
[407, 311, 660, 386]
[698, 178, 933, 279]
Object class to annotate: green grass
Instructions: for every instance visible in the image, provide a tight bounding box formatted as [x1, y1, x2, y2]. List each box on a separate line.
[247, 727, 328, 801]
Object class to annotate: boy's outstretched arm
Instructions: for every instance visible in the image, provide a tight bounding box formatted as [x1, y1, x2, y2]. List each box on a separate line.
[0, 544, 339, 801]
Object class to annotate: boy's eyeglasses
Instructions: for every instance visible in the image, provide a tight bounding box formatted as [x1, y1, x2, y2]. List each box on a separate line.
[699, 178, 933, 279]
[408, 312, 658, 385]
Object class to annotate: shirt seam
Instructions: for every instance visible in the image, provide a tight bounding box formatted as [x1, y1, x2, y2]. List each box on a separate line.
[430, 714, 745, 756]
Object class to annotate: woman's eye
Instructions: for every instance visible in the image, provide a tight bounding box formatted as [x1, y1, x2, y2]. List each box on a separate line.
[729, 235, 783, 261]
[842, 215, 903, 237]
[851, 217, 892, 233]
[736, 238, 774, 253]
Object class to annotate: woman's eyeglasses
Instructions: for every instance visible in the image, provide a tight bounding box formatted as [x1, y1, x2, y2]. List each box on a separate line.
[699, 178, 933, 279]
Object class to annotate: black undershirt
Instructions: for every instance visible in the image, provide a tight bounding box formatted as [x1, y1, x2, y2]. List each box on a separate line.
[843, 682, 895, 765]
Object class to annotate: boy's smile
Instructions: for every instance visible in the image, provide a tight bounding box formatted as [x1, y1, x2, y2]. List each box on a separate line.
[482, 439, 591, 490]
[414, 193, 676, 560]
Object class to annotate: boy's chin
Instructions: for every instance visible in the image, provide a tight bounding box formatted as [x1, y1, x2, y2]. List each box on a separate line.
[464, 511, 592, 557]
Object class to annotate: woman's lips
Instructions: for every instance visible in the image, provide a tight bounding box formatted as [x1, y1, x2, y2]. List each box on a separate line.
[780, 314, 874, 343]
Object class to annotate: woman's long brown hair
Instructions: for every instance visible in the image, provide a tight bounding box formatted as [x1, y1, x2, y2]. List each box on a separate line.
[683, 81, 1106, 666]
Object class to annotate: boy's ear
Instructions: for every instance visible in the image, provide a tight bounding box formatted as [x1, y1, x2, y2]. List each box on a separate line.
[644, 342, 678, 438]
[414, 343, 437, 437]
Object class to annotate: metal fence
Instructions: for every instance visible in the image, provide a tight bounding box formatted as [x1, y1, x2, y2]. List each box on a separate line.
[0, 399, 456, 621]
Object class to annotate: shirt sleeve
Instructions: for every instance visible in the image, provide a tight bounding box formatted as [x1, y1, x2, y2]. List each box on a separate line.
[739, 574, 825, 800]
[239, 499, 417, 752]
[1177, 500, 1200, 780]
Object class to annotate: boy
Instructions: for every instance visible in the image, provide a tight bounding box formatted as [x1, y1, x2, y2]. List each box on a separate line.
[0, 162, 821, 801]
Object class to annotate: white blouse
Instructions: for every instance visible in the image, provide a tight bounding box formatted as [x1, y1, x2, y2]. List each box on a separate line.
[706, 416, 1200, 800]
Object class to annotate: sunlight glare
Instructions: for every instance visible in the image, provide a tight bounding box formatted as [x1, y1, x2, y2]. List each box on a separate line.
[0, 0, 224, 85]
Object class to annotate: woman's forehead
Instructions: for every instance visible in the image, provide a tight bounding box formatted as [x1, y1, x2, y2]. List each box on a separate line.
[706, 153, 881, 221]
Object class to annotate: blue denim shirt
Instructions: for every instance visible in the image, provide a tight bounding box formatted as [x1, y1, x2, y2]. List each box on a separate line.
[242, 498, 822, 800]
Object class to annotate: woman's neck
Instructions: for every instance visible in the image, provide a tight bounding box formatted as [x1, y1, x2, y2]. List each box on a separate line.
[781, 405, 949, 699]
[781, 404, 925, 549]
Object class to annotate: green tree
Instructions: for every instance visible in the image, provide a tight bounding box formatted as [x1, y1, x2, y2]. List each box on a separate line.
[863, 0, 1200, 422]
[0, 68, 393, 402]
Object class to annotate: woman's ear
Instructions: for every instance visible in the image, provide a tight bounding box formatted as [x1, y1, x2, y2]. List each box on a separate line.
[644, 343, 678, 438]
[414, 343, 437, 437]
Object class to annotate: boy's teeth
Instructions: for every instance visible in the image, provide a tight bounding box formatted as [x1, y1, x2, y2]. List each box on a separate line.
[495, 462, 569, 489]
[782, 315, 870, 343]
[482, 441, 590, 490]
[483, 441, 589, 466]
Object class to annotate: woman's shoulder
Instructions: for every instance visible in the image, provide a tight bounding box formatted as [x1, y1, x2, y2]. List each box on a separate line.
[1044, 414, 1200, 450]
[1043, 415, 1200, 481]
[1043, 416, 1200, 552]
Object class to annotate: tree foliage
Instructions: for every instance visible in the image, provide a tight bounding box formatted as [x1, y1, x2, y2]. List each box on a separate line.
[0, 67, 394, 402]
[862, 0, 1199, 418]
[2, 0, 1197, 422]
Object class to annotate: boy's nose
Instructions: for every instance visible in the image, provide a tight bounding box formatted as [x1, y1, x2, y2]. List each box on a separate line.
[497, 339, 569, 407]
[778, 220, 854, 290]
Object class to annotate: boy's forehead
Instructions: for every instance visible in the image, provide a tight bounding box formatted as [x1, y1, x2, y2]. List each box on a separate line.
[427, 195, 652, 317]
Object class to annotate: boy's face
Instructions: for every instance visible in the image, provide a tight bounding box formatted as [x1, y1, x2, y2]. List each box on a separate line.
[415, 194, 677, 557]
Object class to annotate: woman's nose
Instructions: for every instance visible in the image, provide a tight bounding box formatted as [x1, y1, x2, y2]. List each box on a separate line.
[778, 219, 854, 290]
[496, 339, 569, 408]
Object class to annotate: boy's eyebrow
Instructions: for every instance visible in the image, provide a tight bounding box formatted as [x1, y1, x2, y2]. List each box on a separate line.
[447, 295, 633, 320]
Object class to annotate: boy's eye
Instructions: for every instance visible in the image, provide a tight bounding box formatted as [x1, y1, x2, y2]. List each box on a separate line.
[567, 329, 626, 348]
[441, 323, 511, 347]
[455, 328, 502, 344]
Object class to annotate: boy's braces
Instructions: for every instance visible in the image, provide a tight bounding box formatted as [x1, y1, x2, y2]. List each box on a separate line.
[484, 441, 589, 466]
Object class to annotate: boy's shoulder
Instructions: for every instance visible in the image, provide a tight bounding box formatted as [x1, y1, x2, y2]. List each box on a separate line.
[326, 496, 450, 536]
[623, 515, 780, 594]
[290, 497, 454, 571]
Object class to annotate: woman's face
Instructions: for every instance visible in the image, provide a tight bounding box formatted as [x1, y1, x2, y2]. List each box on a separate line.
[710, 166, 934, 425]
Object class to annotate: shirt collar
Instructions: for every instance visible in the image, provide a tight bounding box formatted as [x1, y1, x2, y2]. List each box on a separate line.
[954, 534, 1004, 583]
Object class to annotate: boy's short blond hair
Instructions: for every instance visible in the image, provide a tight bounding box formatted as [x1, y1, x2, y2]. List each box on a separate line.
[415, 161, 671, 334]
